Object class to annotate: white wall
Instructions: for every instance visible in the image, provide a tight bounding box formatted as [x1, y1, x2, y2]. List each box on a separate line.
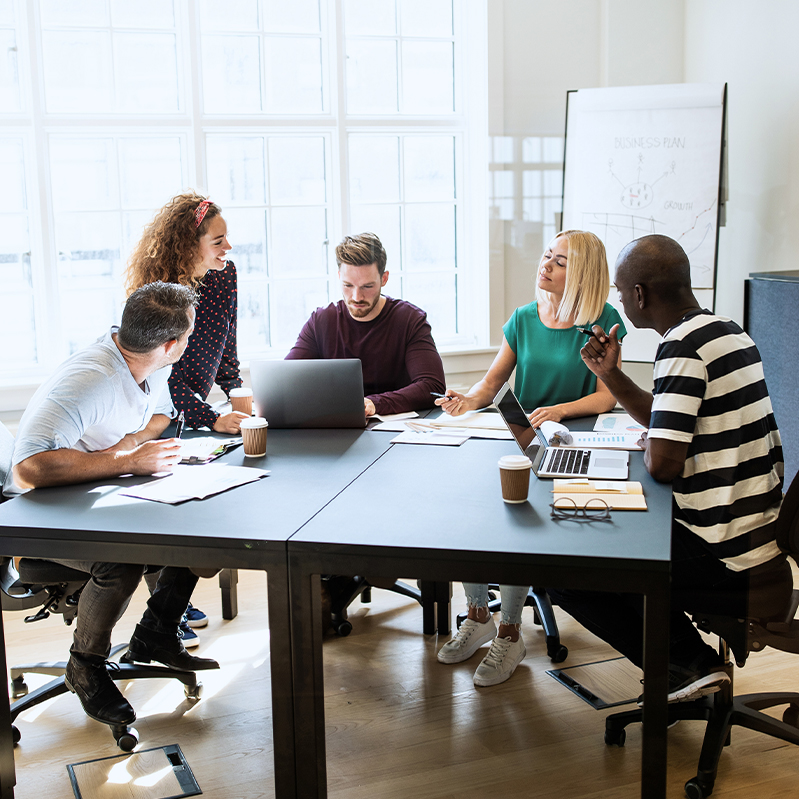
[684, 0, 799, 323]
[490, 0, 685, 388]
[489, 0, 799, 393]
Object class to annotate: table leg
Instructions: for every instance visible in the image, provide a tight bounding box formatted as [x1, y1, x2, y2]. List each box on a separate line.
[0, 604, 16, 798]
[419, 580, 452, 635]
[266, 563, 297, 799]
[641, 581, 670, 799]
[436, 581, 452, 635]
[289, 556, 327, 799]
[219, 568, 239, 620]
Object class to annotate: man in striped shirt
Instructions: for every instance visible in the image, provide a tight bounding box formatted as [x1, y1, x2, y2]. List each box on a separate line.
[549, 234, 790, 703]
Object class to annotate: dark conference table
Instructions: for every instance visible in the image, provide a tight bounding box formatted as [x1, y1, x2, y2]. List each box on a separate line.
[0, 428, 397, 799]
[0, 420, 673, 799]
[288, 429, 673, 799]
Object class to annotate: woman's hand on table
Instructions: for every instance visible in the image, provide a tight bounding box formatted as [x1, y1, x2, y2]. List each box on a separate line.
[213, 412, 250, 434]
[527, 405, 564, 427]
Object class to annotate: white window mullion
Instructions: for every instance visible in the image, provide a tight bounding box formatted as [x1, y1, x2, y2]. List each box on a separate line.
[26, 0, 62, 372]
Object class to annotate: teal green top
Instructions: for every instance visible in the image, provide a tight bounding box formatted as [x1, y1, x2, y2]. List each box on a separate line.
[502, 301, 627, 410]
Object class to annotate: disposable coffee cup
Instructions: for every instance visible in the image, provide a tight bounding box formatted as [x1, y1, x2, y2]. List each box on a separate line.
[229, 387, 253, 416]
[498, 455, 532, 503]
[240, 417, 268, 457]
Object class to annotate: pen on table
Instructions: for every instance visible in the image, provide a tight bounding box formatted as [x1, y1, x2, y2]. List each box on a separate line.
[174, 411, 185, 439]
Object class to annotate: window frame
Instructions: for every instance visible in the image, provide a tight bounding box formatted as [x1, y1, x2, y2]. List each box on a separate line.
[0, 0, 488, 394]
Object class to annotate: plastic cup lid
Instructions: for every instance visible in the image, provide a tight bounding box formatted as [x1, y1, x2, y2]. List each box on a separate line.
[498, 455, 532, 470]
[229, 387, 253, 397]
[240, 416, 268, 428]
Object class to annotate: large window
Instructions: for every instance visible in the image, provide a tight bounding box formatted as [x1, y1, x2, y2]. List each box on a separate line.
[1, 0, 487, 385]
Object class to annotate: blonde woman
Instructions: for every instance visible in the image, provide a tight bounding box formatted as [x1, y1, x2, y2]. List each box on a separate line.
[435, 230, 627, 686]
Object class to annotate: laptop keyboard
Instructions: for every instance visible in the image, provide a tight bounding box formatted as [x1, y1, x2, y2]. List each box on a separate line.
[545, 448, 591, 475]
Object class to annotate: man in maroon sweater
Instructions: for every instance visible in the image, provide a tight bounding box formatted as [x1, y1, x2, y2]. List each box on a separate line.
[286, 232, 446, 416]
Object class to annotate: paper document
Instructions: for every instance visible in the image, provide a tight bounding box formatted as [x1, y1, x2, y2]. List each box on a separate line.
[121, 464, 269, 504]
[179, 436, 242, 464]
[565, 432, 643, 451]
[373, 411, 418, 422]
[593, 413, 646, 434]
[429, 410, 507, 430]
[391, 430, 469, 446]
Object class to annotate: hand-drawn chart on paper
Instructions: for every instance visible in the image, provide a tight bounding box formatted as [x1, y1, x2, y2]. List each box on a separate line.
[562, 83, 726, 360]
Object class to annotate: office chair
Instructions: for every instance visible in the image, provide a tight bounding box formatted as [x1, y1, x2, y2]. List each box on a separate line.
[0, 422, 201, 752]
[323, 575, 432, 637]
[603, 473, 799, 799]
[455, 585, 568, 662]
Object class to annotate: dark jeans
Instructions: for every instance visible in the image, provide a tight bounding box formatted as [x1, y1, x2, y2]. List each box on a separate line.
[48, 559, 198, 661]
[548, 523, 769, 670]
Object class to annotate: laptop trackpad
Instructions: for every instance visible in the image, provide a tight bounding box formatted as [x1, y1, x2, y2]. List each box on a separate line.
[595, 457, 624, 469]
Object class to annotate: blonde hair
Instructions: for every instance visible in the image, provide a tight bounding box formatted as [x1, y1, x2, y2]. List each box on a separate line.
[536, 229, 610, 326]
[124, 191, 222, 296]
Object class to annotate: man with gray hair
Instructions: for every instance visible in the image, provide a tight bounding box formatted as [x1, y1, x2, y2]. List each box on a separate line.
[6, 281, 218, 732]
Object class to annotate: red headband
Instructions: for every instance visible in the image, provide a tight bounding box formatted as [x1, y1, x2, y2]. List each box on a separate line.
[194, 199, 213, 229]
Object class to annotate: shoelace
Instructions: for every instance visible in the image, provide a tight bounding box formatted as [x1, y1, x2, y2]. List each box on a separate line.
[481, 637, 513, 668]
[452, 619, 477, 644]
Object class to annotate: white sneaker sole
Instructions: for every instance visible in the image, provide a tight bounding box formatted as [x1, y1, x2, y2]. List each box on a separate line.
[473, 643, 526, 687]
[668, 671, 729, 703]
[437, 623, 497, 664]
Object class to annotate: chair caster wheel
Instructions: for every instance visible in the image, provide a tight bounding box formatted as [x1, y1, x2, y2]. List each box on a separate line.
[114, 726, 138, 752]
[548, 644, 568, 663]
[604, 728, 626, 747]
[11, 676, 28, 699]
[12, 725, 20, 745]
[335, 620, 352, 637]
[783, 704, 799, 728]
[185, 682, 203, 700]
[684, 777, 712, 798]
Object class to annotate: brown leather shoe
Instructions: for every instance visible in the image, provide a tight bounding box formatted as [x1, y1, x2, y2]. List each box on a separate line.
[123, 624, 219, 671]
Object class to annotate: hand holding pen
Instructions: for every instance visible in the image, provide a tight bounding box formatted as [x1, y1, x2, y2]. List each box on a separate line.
[174, 411, 185, 439]
[431, 390, 468, 417]
[578, 323, 622, 373]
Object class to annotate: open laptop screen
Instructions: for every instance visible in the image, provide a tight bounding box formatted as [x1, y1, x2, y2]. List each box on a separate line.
[494, 383, 545, 461]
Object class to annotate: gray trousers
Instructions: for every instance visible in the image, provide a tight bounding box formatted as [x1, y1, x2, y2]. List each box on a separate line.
[48, 559, 198, 661]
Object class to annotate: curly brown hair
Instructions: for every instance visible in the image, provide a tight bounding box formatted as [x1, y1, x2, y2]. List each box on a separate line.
[124, 191, 222, 295]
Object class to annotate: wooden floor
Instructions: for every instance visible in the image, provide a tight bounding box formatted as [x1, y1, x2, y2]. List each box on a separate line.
[5, 571, 799, 799]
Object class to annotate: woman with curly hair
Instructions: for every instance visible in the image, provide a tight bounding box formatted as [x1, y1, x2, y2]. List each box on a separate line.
[125, 191, 248, 435]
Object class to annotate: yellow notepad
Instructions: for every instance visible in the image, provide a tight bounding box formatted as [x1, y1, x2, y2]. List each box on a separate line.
[552, 479, 647, 511]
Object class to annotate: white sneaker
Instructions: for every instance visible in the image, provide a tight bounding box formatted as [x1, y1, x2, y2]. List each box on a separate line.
[473, 634, 526, 687]
[437, 617, 497, 664]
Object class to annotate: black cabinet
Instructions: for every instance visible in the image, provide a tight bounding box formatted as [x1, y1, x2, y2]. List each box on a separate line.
[745, 271, 799, 486]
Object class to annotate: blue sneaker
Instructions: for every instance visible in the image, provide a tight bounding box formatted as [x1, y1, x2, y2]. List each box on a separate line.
[184, 603, 208, 629]
[179, 615, 200, 648]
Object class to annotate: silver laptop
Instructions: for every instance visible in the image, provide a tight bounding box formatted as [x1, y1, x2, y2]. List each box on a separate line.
[494, 383, 628, 479]
[250, 359, 366, 429]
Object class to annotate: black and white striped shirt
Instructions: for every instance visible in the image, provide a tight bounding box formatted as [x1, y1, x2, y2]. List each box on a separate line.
[649, 310, 783, 571]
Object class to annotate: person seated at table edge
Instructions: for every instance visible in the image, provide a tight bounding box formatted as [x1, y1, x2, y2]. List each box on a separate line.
[285, 232, 446, 417]
[549, 233, 789, 704]
[434, 229, 627, 688]
[5, 282, 219, 730]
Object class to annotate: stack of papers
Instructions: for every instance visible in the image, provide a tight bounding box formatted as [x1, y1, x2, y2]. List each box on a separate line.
[179, 436, 242, 464]
[373, 410, 513, 441]
[121, 464, 269, 504]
